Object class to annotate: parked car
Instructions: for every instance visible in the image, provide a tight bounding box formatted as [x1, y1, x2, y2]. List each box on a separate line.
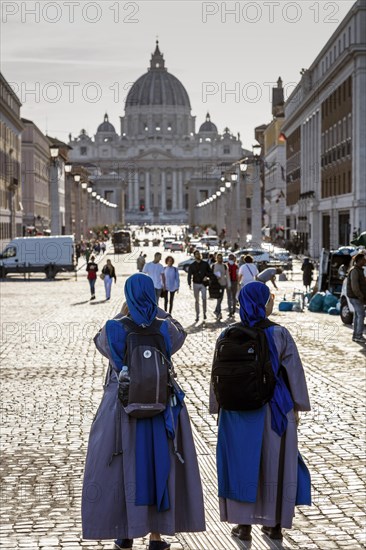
[178, 258, 195, 272]
[170, 241, 184, 252]
[163, 237, 175, 250]
[269, 251, 293, 271]
[234, 248, 270, 271]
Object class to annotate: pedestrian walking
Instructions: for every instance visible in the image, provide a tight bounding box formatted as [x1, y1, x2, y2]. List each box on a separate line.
[86, 255, 98, 300]
[143, 252, 165, 302]
[210, 281, 311, 541]
[256, 267, 281, 290]
[212, 253, 231, 321]
[238, 255, 259, 287]
[82, 273, 206, 549]
[101, 259, 116, 301]
[187, 250, 212, 322]
[137, 252, 147, 272]
[301, 258, 314, 292]
[346, 252, 366, 343]
[101, 241, 106, 254]
[163, 256, 180, 314]
[227, 254, 239, 317]
[85, 246, 91, 263]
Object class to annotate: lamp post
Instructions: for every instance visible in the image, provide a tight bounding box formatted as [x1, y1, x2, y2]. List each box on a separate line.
[49, 144, 61, 235]
[238, 143, 263, 246]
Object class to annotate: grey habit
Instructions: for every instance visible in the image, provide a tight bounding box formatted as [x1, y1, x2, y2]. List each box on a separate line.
[82, 312, 206, 540]
[210, 324, 311, 529]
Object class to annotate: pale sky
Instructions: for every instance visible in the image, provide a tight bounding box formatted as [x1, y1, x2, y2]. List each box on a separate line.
[2, 0, 355, 149]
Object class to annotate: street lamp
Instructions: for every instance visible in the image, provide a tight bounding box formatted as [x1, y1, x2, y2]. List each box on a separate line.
[220, 186, 225, 193]
[252, 143, 262, 158]
[230, 172, 238, 182]
[225, 181, 231, 188]
[50, 144, 59, 160]
[81, 181, 88, 190]
[87, 185, 93, 193]
[74, 174, 81, 183]
[65, 162, 72, 174]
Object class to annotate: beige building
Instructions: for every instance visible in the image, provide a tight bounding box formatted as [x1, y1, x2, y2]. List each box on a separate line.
[282, 0, 366, 256]
[0, 72, 23, 245]
[68, 42, 243, 226]
[21, 119, 51, 234]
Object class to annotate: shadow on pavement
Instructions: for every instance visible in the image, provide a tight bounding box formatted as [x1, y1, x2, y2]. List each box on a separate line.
[71, 300, 91, 306]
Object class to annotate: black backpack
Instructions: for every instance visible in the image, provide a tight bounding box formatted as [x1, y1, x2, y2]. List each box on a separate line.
[208, 274, 222, 299]
[118, 317, 173, 418]
[211, 320, 277, 411]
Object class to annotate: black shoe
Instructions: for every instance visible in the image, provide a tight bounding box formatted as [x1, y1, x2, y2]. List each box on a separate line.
[114, 539, 133, 549]
[203, 314, 207, 320]
[148, 541, 171, 550]
[231, 524, 252, 541]
[262, 524, 283, 540]
[195, 316, 199, 322]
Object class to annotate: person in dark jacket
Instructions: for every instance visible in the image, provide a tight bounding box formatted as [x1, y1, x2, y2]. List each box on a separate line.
[86, 255, 98, 300]
[101, 259, 117, 301]
[187, 250, 212, 322]
[301, 258, 314, 291]
[347, 252, 366, 343]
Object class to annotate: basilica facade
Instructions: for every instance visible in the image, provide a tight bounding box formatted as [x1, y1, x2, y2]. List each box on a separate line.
[68, 42, 244, 225]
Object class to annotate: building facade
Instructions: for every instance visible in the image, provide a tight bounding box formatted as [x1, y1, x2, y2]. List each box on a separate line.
[68, 42, 243, 226]
[0, 72, 23, 246]
[282, 0, 366, 257]
[21, 119, 51, 234]
[263, 78, 286, 243]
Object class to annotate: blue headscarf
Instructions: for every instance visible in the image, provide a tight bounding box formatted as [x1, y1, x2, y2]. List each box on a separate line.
[239, 281, 270, 327]
[238, 282, 294, 436]
[124, 273, 157, 327]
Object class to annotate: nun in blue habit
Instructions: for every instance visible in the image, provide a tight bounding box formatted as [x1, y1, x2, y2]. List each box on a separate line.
[210, 281, 311, 541]
[82, 273, 205, 549]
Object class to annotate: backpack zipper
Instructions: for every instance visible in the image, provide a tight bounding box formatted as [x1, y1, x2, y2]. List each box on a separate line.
[154, 351, 160, 403]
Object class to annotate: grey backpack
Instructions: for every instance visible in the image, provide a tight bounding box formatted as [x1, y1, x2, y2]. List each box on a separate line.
[118, 317, 172, 419]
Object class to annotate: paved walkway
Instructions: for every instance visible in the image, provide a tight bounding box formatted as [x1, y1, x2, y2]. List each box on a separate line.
[0, 249, 365, 549]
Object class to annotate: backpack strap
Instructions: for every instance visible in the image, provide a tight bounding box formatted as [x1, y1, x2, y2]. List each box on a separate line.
[119, 316, 164, 334]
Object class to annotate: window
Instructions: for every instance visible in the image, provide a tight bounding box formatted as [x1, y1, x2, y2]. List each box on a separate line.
[223, 146, 230, 154]
[166, 198, 172, 211]
[246, 198, 251, 208]
[2, 246, 16, 258]
[80, 147, 87, 156]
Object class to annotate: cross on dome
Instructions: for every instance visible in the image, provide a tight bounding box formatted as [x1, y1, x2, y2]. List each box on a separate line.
[150, 40, 166, 70]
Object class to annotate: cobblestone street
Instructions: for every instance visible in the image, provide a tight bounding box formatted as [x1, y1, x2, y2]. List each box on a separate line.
[1, 249, 365, 550]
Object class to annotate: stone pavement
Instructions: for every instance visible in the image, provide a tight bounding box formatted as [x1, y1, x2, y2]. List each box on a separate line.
[0, 248, 365, 550]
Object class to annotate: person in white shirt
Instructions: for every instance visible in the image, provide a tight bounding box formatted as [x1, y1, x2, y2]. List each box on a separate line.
[238, 255, 259, 287]
[143, 252, 165, 303]
[163, 256, 180, 314]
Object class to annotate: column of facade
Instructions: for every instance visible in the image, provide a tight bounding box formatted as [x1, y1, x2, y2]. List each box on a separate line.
[128, 174, 133, 211]
[133, 171, 139, 210]
[172, 170, 178, 210]
[178, 170, 183, 210]
[145, 171, 150, 212]
[161, 171, 166, 213]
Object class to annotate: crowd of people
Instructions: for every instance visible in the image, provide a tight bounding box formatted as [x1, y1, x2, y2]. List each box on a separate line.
[80, 238, 364, 549]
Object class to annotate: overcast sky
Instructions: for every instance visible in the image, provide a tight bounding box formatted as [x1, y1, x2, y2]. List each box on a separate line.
[2, 1, 355, 149]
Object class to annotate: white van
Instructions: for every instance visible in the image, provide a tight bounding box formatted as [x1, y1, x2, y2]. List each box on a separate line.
[0, 236, 77, 279]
